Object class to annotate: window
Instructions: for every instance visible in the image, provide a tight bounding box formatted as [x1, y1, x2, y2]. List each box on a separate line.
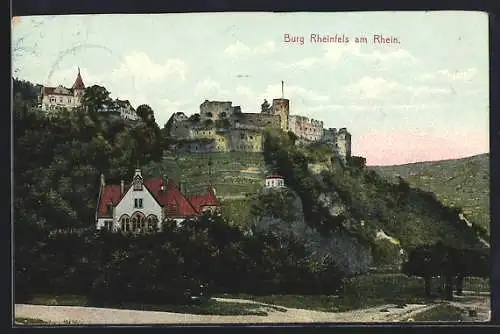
[134, 198, 143, 208]
[105, 220, 113, 230]
[107, 204, 113, 215]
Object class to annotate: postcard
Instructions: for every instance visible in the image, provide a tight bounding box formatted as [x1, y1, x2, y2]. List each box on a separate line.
[12, 11, 490, 325]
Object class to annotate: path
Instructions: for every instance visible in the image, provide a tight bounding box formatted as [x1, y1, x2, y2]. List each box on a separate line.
[14, 294, 490, 325]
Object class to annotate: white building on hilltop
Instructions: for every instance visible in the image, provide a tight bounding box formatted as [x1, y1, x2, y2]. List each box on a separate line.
[265, 174, 285, 189]
[98, 99, 140, 121]
[39, 68, 85, 112]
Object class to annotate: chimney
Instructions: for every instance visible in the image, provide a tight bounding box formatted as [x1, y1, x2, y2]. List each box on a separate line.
[100, 173, 105, 187]
[120, 180, 125, 195]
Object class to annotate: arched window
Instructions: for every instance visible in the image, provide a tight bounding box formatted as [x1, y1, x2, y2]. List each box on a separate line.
[130, 212, 146, 233]
[147, 215, 158, 232]
[119, 215, 130, 232]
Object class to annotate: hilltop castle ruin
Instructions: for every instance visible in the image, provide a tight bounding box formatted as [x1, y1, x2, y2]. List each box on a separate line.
[165, 91, 352, 163]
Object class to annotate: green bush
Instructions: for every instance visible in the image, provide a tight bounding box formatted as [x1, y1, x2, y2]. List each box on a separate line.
[339, 274, 425, 309]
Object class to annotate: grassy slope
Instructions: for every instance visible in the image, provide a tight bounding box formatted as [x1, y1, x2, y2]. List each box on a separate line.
[370, 154, 490, 233]
[143, 150, 485, 250]
[143, 152, 266, 196]
[143, 152, 263, 227]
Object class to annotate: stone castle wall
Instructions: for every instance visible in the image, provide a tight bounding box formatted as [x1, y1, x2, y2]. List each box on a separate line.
[200, 100, 239, 121]
[289, 115, 324, 142]
[166, 99, 352, 161]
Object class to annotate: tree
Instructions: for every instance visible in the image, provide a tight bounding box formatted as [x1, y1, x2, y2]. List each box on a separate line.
[402, 245, 439, 297]
[81, 85, 113, 113]
[261, 99, 271, 113]
[136, 104, 156, 124]
[287, 131, 298, 145]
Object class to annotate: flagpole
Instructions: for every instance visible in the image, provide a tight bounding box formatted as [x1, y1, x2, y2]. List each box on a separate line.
[281, 80, 284, 98]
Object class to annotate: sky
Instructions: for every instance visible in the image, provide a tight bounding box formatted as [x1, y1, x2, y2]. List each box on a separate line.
[11, 11, 489, 166]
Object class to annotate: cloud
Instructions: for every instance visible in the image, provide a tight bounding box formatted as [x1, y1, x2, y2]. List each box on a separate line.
[256, 83, 330, 104]
[223, 41, 276, 58]
[195, 81, 329, 108]
[155, 98, 191, 126]
[111, 51, 187, 83]
[46, 67, 104, 87]
[307, 103, 443, 113]
[195, 78, 232, 99]
[361, 49, 418, 64]
[341, 76, 452, 100]
[278, 44, 418, 70]
[342, 77, 400, 99]
[416, 68, 478, 83]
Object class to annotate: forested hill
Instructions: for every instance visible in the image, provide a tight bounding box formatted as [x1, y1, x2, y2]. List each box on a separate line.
[13, 77, 486, 254]
[370, 154, 490, 234]
[261, 129, 487, 252]
[13, 78, 164, 230]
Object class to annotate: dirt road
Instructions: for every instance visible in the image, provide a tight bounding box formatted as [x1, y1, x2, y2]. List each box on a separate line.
[14, 295, 490, 325]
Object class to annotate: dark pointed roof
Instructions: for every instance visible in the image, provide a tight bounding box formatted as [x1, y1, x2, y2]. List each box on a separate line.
[72, 67, 85, 90]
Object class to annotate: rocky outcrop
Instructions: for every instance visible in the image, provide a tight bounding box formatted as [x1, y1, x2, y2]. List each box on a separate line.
[251, 190, 372, 275]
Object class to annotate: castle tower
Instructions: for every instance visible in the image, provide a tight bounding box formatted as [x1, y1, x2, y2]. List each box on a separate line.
[272, 82, 290, 131]
[337, 128, 352, 163]
[72, 67, 85, 99]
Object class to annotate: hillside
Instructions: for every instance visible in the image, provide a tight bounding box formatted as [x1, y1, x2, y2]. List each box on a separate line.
[142, 130, 487, 270]
[143, 152, 266, 197]
[142, 152, 266, 227]
[370, 154, 490, 233]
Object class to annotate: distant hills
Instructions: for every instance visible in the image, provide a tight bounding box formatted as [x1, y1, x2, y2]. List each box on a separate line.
[370, 154, 490, 233]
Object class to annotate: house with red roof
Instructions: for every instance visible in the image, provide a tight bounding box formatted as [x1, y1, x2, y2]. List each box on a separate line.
[96, 168, 219, 232]
[39, 68, 86, 112]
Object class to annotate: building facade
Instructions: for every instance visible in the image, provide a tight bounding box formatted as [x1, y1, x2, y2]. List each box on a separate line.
[39, 68, 85, 112]
[97, 99, 140, 121]
[265, 174, 285, 188]
[96, 168, 219, 232]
